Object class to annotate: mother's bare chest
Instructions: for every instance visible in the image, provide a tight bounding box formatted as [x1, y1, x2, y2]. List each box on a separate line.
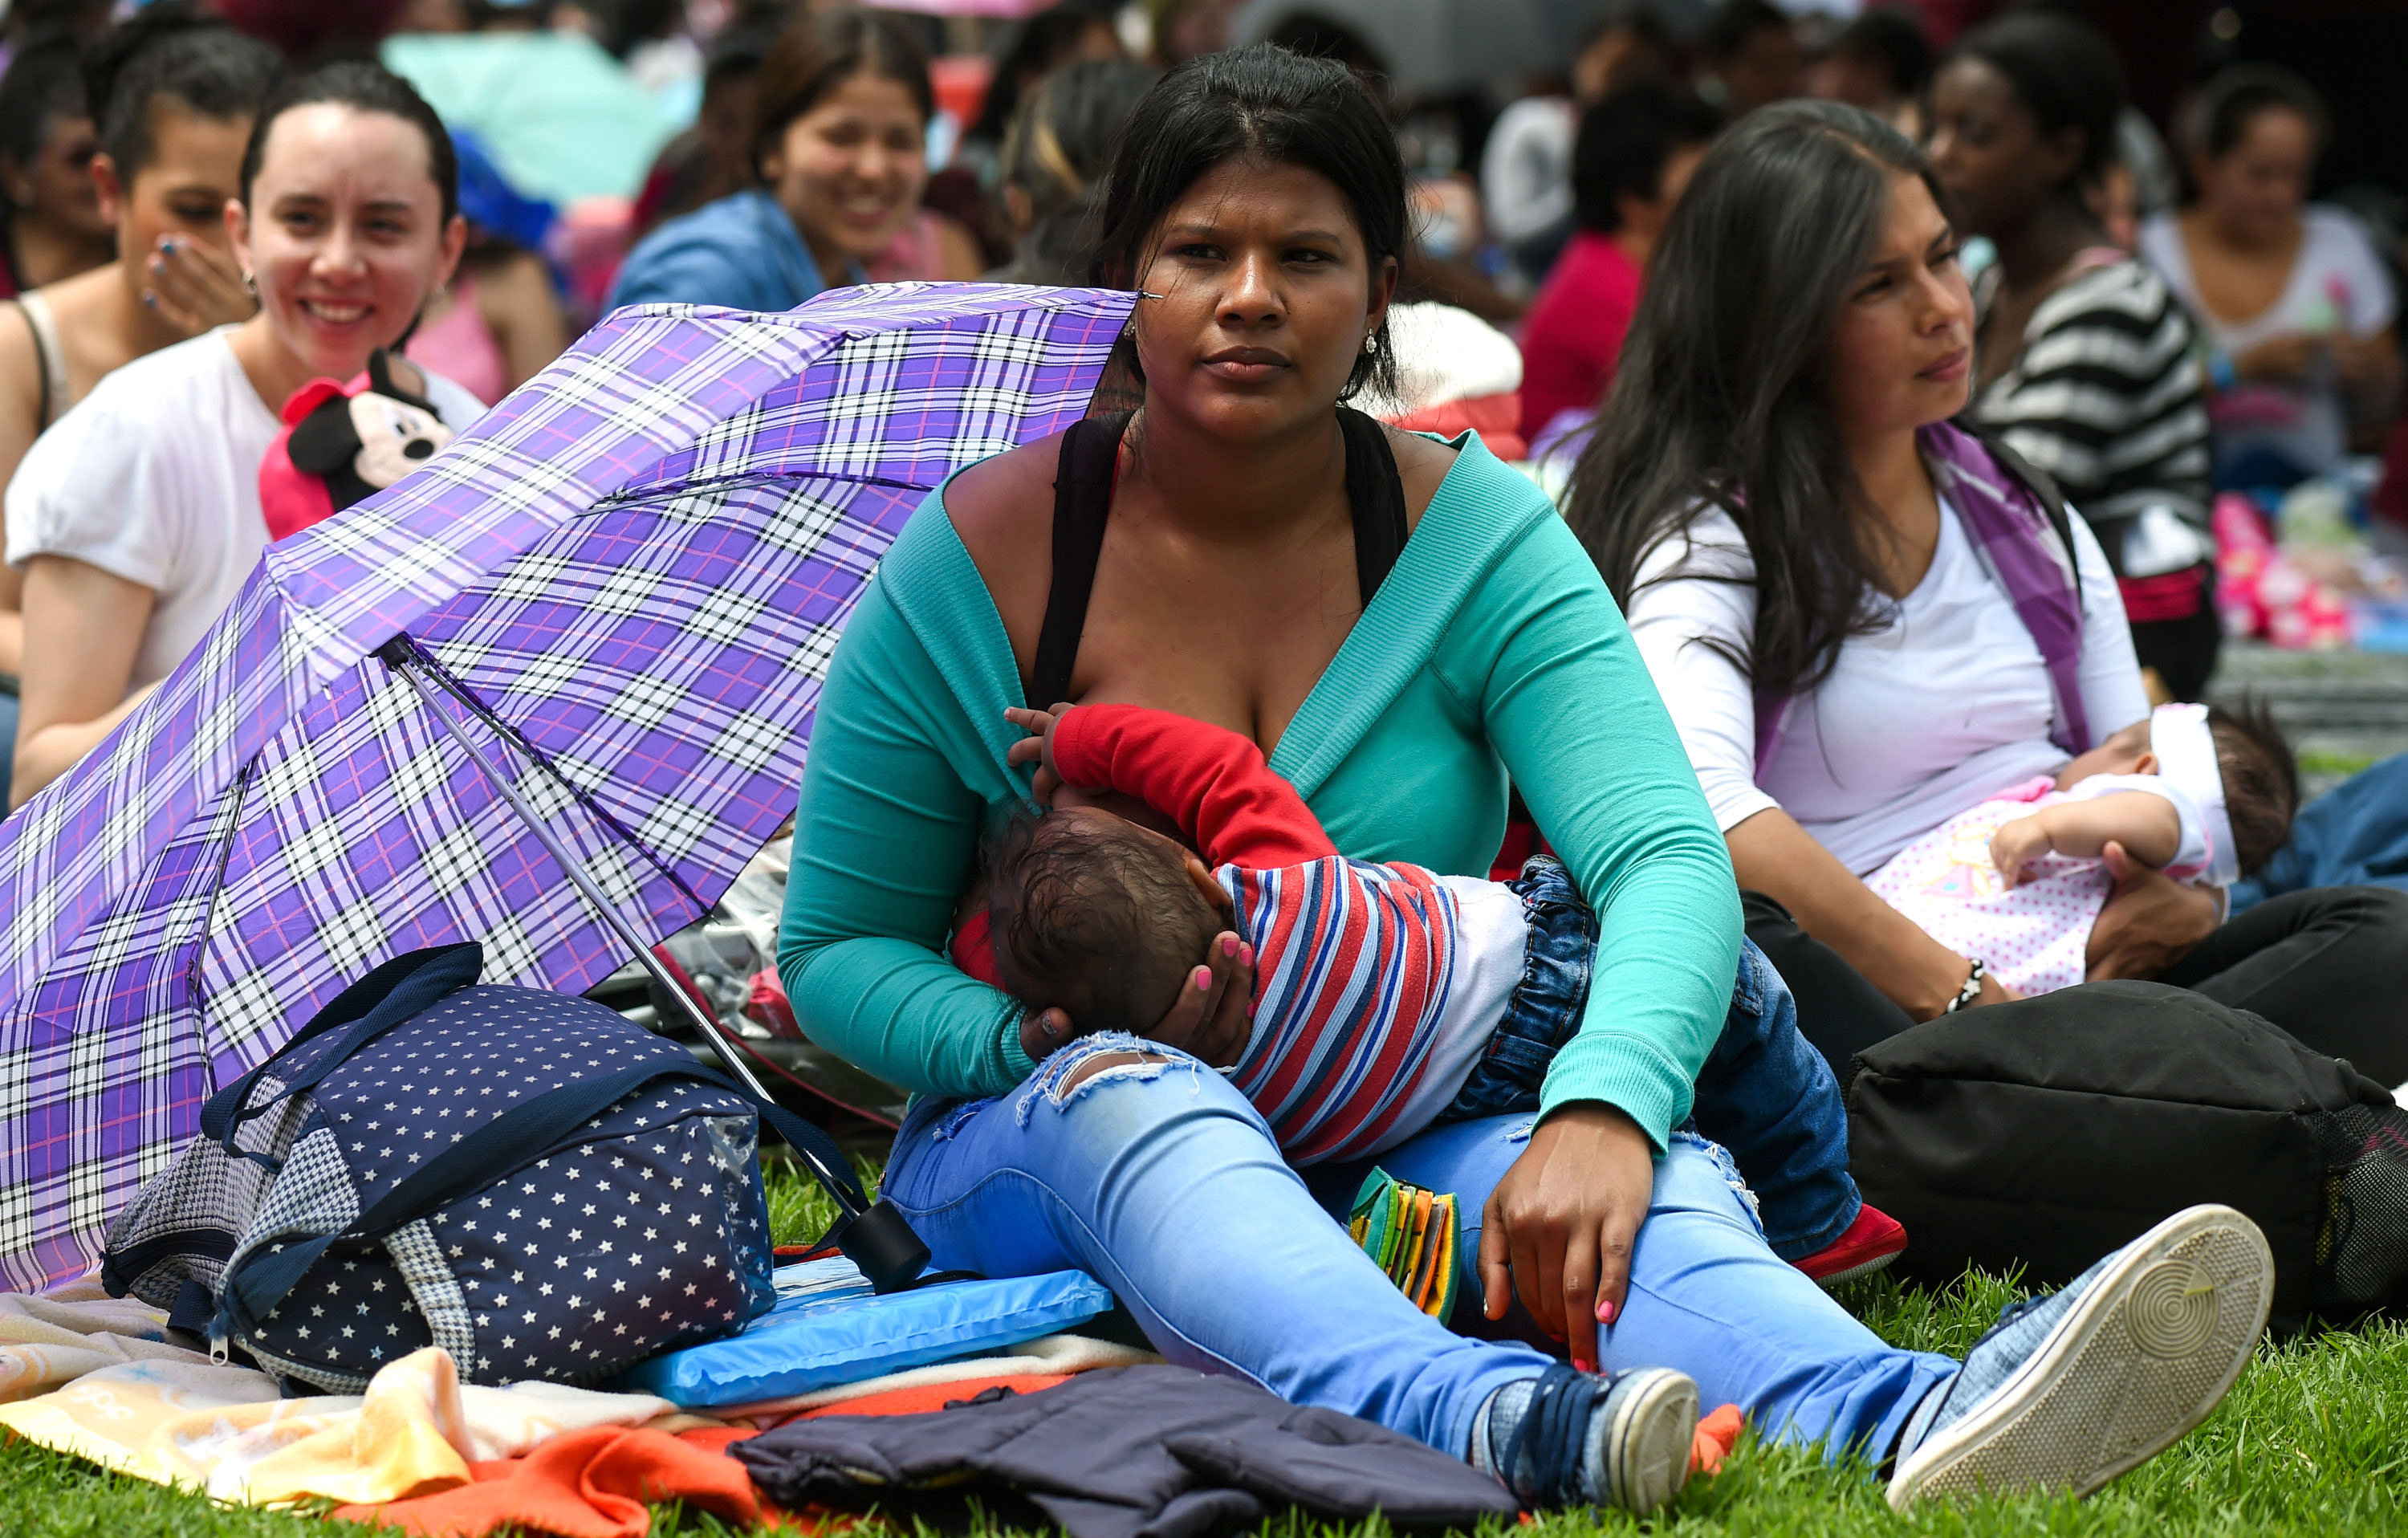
[1060, 519, 1365, 755]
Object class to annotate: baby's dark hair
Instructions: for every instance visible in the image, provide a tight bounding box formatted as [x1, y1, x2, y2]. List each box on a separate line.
[984, 805, 1224, 1037]
[2207, 698, 2299, 878]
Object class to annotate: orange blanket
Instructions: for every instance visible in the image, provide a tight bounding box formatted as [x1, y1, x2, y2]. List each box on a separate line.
[332, 1425, 765, 1538]
[330, 1376, 1074, 1538]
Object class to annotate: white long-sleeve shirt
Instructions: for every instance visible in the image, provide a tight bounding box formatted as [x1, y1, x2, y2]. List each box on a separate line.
[1625, 497, 2152, 875]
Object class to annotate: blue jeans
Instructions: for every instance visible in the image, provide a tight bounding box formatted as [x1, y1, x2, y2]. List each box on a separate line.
[881, 1036, 1954, 1463]
[2235, 751, 2408, 910]
[1690, 939, 1862, 1258]
[1448, 877, 1860, 1261]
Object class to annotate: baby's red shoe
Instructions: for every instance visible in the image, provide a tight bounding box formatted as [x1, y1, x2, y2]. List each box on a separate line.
[1792, 1204, 1908, 1288]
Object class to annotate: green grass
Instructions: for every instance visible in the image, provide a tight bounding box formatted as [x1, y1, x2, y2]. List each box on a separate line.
[2295, 749, 2381, 780]
[3, 1158, 2402, 1536]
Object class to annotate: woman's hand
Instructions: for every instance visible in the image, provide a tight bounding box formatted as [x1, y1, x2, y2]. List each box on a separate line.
[1478, 1101, 1654, 1373]
[2334, 329, 2402, 411]
[1034, 927, 1255, 1071]
[1142, 930, 1255, 1066]
[2333, 332, 2390, 389]
[2235, 332, 2321, 385]
[140, 236, 257, 337]
[2085, 840, 2219, 980]
[1729, 808, 2019, 1021]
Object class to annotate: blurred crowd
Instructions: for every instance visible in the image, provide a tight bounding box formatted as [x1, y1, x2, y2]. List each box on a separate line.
[0, 0, 2402, 808]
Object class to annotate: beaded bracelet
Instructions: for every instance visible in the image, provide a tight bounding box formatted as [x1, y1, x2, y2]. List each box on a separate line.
[1943, 958, 1988, 1014]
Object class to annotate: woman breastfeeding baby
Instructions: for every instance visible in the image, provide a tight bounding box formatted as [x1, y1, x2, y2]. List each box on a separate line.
[1868, 702, 2295, 996]
[780, 49, 2269, 1521]
[1570, 99, 2408, 1085]
[980, 695, 1873, 1276]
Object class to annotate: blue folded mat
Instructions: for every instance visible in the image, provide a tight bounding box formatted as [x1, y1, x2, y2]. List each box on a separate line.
[613, 1256, 1115, 1407]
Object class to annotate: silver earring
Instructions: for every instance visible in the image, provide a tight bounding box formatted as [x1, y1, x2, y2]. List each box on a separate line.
[242, 271, 257, 296]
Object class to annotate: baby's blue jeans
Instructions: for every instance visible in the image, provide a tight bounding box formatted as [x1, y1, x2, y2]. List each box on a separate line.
[1447, 880, 1861, 1260]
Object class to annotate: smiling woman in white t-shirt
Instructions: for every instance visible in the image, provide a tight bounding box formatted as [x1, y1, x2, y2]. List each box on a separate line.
[7, 61, 481, 808]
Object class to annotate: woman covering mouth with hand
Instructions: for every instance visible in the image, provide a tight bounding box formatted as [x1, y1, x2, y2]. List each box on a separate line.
[6, 61, 484, 809]
[608, 7, 979, 315]
[0, 11, 279, 812]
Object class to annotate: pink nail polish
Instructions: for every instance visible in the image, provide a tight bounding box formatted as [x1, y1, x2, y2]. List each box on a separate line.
[1596, 1300, 1618, 1325]
[1572, 1357, 1594, 1373]
[1194, 968, 1210, 991]
[1222, 936, 1239, 957]
[1239, 944, 1253, 965]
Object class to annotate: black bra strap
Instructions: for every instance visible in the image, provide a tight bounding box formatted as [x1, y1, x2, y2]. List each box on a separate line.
[1338, 405, 1408, 604]
[1031, 411, 1129, 710]
[1028, 407, 1407, 710]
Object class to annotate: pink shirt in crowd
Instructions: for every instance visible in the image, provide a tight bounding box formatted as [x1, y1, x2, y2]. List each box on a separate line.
[1517, 230, 1644, 443]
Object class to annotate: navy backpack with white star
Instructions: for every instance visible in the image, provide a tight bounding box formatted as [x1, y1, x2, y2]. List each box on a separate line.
[100, 942, 885, 1393]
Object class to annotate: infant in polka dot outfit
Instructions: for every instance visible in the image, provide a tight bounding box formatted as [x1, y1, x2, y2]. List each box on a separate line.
[1866, 702, 2298, 996]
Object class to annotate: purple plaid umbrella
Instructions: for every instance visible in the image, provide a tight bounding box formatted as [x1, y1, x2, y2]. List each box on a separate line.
[0, 283, 1137, 1289]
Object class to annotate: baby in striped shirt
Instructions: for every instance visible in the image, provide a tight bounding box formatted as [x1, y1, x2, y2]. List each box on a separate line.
[975, 702, 1891, 1279]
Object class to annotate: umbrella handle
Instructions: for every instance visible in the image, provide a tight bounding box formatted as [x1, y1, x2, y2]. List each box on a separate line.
[374, 637, 866, 1216]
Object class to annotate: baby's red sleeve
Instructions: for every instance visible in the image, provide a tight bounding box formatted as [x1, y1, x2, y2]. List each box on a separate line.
[1047, 704, 1338, 866]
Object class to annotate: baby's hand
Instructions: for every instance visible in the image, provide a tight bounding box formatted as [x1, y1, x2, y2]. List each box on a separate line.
[1989, 816, 2053, 887]
[1003, 702, 1076, 803]
[1018, 1003, 1087, 1062]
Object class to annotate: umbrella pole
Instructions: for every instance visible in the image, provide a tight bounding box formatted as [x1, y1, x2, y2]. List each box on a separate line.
[380, 650, 788, 1108]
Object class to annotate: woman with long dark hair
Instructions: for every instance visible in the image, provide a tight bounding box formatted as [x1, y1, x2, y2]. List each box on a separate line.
[1576, 98, 2125, 1021]
[780, 46, 2268, 1517]
[1566, 96, 2406, 1262]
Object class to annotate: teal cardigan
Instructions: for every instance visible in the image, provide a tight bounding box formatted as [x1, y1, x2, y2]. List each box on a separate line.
[776, 435, 1740, 1150]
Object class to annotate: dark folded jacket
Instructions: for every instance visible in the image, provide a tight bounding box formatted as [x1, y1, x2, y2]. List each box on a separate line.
[732, 1365, 1519, 1538]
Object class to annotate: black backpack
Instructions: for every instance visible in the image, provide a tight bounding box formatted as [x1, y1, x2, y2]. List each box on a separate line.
[1845, 982, 2408, 1333]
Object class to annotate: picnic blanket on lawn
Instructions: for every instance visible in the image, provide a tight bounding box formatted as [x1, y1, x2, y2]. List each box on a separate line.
[0, 1283, 211, 1402]
[0, 1284, 1154, 1534]
[0, 1284, 1744, 1535]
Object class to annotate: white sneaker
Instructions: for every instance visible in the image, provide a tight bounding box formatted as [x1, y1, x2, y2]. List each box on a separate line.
[1597, 1365, 1702, 1515]
[1887, 1203, 2272, 1512]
